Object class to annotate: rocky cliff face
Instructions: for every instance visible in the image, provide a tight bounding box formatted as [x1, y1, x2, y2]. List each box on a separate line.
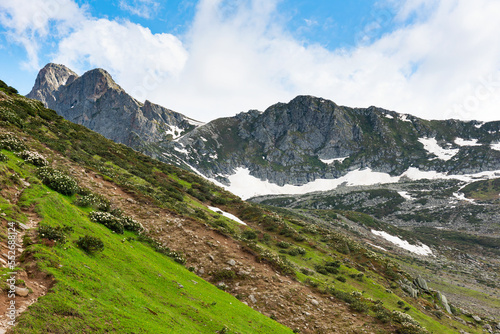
[174, 95, 500, 186]
[27, 63, 200, 152]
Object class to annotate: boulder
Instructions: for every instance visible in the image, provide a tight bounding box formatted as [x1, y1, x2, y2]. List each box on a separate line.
[483, 324, 492, 332]
[472, 315, 481, 322]
[413, 276, 429, 291]
[437, 291, 451, 314]
[15, 287, 29, 297]
[400, 281, 418, 298]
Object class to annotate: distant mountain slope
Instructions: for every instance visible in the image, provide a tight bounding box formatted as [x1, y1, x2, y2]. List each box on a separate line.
[27, 63, 202, 158]
[174, 95, 500, 197]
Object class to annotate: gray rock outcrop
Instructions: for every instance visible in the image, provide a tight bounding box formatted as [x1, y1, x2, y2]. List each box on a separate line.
[413, 276, 429, 292]
[437, 291, 452, 314]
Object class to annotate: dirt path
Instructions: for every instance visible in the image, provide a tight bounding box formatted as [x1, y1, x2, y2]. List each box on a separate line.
[0, 179, 51, 334]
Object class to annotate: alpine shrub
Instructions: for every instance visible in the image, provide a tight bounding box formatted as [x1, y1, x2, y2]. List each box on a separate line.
[18, 150, 48, 167]
[36, 167, 79, 195]
[120, 216, 143, 232]
[74, 192, 111, 211]
[76, 235, 104, 253]
[0, 134, 27, 152]
[89, 211, 124, 234]
[38, 224, 73, 244]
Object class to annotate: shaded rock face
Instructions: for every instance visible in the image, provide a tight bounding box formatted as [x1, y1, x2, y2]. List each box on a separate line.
[27, 63, 199, 150]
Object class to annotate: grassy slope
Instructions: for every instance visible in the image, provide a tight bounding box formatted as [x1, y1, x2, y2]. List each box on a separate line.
[0, 151, 291, 334]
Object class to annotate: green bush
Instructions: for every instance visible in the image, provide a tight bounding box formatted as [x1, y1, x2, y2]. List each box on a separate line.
[37, 166, 79, 196]
[212, 269, 236, 281]
[350, 299, 370, 313]
[0, 152, 7, 162]
[241, 230, 257, 240]
[120, 216, 143, 232]
[168, 250, 186, 264]
[76, 235, 104, 253]
[336, 276, 347, 283]
[288, 247, 306, 256]
[373, 305, 391, 323]
[38, 224, 73, 244]
[277, 241, 291, 249]
[0, 80, 18, 95]
[300, 268, 312, 276]
[0, 134, 27, 152]
[89, 211, 124, 234]
[74, 192, 111, 211]
[325, 260, 341, 268]
[324, 266, 339, 274]
[18, 150, 48, 167]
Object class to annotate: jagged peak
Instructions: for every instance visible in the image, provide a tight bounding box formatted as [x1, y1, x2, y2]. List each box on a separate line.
[27, 63, 79, 105]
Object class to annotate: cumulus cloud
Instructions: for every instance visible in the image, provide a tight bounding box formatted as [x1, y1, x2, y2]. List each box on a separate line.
[53, 19, 188, 102]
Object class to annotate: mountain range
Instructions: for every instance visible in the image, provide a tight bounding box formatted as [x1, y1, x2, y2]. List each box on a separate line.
[27, 63, 500, 200]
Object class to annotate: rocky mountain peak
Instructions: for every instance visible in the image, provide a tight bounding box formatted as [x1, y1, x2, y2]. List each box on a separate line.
[27, 63, 200, 152]
[27, 63, 78, 106]
[76, 67, 126, 103]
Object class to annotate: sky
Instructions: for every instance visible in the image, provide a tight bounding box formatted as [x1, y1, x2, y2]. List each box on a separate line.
[0, 0, 499, 123]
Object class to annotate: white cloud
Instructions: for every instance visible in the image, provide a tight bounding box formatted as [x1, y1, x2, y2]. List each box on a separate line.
[0, 0, 86, 69]
[119, 0, 160, 19]
[53, 19, 188, 102]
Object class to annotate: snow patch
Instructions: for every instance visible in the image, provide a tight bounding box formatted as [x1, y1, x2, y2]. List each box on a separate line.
[400, 114, 411, 122]
[385, 114, 394, 119]
[173, 146, 189, 155]
[453, 192, 475, 203]
[371, 230, 433, 256]
[320, 157, 348, 164]
[491, 142, 500, 151]
[454, 138, 481, 147]
[165, 125, 184, 140]
[418, 137, 459, 161]
[367, 243, 387, 251]
[186, 118, 205, 127]
[220, 166, 500, 199]
[398, 191, 414, 200]
[207, 206, 246, 225]
[226, 167, 401, 199]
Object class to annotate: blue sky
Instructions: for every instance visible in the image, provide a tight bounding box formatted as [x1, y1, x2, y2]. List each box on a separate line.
[1, 0, 500, 122]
